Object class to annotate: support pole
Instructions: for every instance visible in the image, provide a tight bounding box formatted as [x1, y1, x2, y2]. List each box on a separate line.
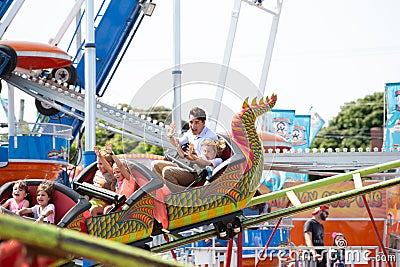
[256, 221, 281, 267]
[163, 233, 177, 260]
[7, 84, 15, 137]
[83, 0, 96, 167]
[18, 99, 24, 122]
[172, 0, 182, 133]
[237, 231, 243, 267]
[210, 0, 242, 131]
[258, 0, 283, 97]
[0, 0, 25, 38]
[361, 195, 392, 267]
[225, 238, 234, 267]
[256, 202, 290, 267]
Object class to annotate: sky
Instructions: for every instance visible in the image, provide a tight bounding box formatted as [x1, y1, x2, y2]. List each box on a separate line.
[2, 0, 400, 128]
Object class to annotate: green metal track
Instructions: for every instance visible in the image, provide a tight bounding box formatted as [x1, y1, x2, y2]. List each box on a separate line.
[0, 159, 399, 262]
[0, 215, 188, 267]
[151, 159, 400, 253]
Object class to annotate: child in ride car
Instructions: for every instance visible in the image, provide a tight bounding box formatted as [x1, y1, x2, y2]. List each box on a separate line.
[17, 180, 55, 224]
[102, 143, 172, 229]
[89, 146, 117, 215]
[93, 146, 115, 190]
[1, 180, 30, 213]
[179, 138, 225, 170]
[102, 144, 139, 214]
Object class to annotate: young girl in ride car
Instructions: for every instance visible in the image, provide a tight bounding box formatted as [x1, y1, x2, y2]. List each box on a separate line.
[93, 146, 115, 191]
[1, 180, 30, 213]
[102, 143, 171, 229]
[89, 146, 117, 215]
[17, 180, 55, 224]
[101, 143, 139, 214]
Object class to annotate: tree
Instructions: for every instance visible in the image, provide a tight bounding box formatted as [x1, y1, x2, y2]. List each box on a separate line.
[311, 92, 384, 149]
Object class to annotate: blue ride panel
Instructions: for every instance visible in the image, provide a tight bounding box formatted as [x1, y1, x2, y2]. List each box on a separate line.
[45, 0, 143, 142]
[76, 0, 141, 96]
[384, 83, 400, 149]
[190, 228, 290, 256]
[8, 135, 69, 163]
[0, 146, 8, 162]
[0, 0, 14, 20]
[241, 228, 290, 255]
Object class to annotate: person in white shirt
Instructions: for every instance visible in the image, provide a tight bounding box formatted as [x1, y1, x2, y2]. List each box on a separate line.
[151, 107, 218, 188]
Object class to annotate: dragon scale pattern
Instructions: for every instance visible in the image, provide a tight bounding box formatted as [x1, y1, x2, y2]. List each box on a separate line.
[85, 195, 154, 242]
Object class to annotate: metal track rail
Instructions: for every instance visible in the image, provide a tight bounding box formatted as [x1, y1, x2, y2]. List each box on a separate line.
[4, 73, 400, 172]
[4, 73, 175, 150]
[151, 160, 400, 253]
[264, 150, 400, 173]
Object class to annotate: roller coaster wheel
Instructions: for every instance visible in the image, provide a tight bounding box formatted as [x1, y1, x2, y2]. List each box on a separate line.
[0, 44, 17, 76]
[215, 222, 227, 239]
[35, 99, 59, 116]
[51, 65, 78, 85]
[232, 217, 241, 234]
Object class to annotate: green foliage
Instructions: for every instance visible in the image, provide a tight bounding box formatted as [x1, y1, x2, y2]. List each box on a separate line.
[311, 92, 384, 149]
[131, 142, 164, 155]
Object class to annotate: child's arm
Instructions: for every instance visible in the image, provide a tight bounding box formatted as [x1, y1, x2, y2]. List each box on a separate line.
[1, 199, 11, 209]
[193, 157, 212, 167]
[105, 144, 132, 181]
[94, 146, 114, 175]
[195, 157, 223, 168]
[36, 205, 54, 223]
[16, 207, 33, 216]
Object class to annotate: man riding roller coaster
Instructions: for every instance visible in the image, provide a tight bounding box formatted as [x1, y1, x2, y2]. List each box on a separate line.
[151, 107, 218, 190]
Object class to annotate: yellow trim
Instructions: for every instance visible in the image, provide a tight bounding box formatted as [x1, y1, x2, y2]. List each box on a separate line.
[191, 211, 200, 224]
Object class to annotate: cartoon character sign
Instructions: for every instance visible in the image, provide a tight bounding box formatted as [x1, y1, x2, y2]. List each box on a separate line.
[273, 119, 290, 138]
[292, 127, 305, 143]
[292, 115, 311, 149]
[385, 83, 400, 149]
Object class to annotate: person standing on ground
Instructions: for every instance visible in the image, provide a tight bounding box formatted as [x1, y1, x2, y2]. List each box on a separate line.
[304, 205, 330, 267]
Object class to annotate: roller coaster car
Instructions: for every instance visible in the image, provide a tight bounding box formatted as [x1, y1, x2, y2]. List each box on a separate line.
[0, 95, 276, 248]
[0, 40, 77, 84]
[0, 179, 90, 228]
[72, 160, 165, 246]
[161, 135, 247, 239]
[71, 95, 277, 245]
[0, 40, 79, 116]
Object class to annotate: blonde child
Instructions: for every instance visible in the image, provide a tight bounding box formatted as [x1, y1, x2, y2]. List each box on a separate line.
[93, 146, 116, 191]
[199, 139, 225, 170]
[17, 180, 55, 224]
[1, 180, 30, 213]
[89, 146, 118, 215]
[179, 138, 225, 170]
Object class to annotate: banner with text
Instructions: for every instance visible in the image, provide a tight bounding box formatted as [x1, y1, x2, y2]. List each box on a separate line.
[384, 83, 400, 149]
